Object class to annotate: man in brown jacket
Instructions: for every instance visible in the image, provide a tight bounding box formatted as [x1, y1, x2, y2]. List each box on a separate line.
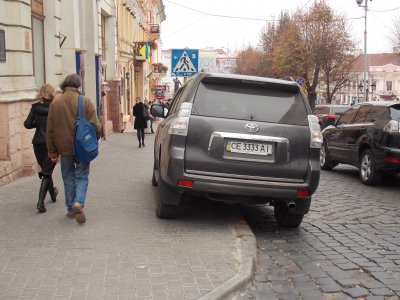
[47, 74, 101, 224]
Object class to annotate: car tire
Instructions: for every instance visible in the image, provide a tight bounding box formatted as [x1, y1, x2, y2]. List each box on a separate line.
[156, 177, 180, 219]
[320, 142, 337, 170]
[359, 149, 382, 185]
[152, 161, 158, 187]
[274, 201, 304, 228]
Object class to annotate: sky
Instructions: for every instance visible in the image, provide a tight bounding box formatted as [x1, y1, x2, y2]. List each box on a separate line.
[160, 0, 400, 54]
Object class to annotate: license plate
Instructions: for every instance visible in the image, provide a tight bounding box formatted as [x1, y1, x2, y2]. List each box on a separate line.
[225, 139, 273, 156]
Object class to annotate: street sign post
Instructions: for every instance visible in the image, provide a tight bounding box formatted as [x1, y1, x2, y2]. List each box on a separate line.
[171, 49, 199, 77]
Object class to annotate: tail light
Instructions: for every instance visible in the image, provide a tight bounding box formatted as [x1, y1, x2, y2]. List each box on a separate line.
[308, 115, 323, 148]
[384, 157, 400, 163]
[384, 120, 400, 133]
[168, 102, 193, 136]
[321, 114, 337, 119]
[297, 190, 310, 197]
[177, 179, 193, 188]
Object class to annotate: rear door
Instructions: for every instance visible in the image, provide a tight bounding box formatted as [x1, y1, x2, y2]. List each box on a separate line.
[346, 105, 372, 163]
[184, 77, 310, 182]
[389, 105, 400, 148]
[327, 106, 359, 161]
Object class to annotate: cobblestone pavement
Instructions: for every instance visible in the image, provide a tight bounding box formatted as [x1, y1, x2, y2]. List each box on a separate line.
[0, 133, 243, 300]
[236, 166, 400, 300]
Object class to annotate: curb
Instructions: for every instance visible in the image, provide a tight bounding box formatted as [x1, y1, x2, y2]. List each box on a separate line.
[200, 218, 257, 300]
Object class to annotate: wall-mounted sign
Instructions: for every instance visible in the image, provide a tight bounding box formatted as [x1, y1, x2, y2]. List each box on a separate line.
[0, 30, 6, 62]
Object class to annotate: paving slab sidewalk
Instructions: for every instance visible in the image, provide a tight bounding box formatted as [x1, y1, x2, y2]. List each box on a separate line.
[0, 132, 256, 300]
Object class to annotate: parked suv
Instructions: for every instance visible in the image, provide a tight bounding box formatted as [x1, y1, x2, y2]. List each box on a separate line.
[321, 102, 400, 185]
[150, 72, 322, 227]
[312, 104, 349, 129]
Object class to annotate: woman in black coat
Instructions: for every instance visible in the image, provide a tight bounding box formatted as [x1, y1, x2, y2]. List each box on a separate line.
[132, 97, 149, 148]
[24, 84, 58, 213]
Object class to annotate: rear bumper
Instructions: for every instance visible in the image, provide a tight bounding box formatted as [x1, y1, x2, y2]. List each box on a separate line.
[376, 147, 400, 173]
[161, 146, 320, 215]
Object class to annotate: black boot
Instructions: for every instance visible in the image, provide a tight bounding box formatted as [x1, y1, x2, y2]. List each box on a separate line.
[37, 178, 50, 213]
[48, 176, 58, 203]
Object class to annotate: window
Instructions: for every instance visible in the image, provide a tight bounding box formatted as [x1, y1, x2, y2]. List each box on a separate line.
[312, 107, 329, 115]
[365, 106, 385, 122]
[32, 17, 45, 87]
[386, 81, 392, 91]
[101, 14, 106, 58]
[353, 105, 371, 123]
[389, 105, 400, 120]
[31, 1, 45, 88]
[192, 82, 308, 125]
[337, 106, 359, 125]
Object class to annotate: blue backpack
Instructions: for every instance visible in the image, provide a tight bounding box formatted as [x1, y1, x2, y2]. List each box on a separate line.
[73, 95, 99, 164]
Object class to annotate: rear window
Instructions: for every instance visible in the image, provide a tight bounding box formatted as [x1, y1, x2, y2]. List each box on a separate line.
[192, 82, 308, 125]
[313, 107, 330, 115]
[331, 106, 349, 115]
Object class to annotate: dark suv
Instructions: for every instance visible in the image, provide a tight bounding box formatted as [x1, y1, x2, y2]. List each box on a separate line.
[150, 72, 322, 227]
[321, 102, 400, 185]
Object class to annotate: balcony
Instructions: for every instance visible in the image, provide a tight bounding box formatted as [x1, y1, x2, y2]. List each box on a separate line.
[149, 24, 160, 41]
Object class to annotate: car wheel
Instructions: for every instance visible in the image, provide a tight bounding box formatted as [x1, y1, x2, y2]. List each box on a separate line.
[156, 177, 180, 219]
[320, 143, 337, 170]
[359, 149, 382, 185]
[274, 201, 304, 228]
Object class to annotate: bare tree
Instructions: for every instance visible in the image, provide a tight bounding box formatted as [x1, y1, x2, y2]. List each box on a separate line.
[234, 1, 357, 108]
[391, 15, 400, 53]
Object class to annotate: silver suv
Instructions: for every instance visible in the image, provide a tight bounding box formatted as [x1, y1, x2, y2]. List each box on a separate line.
[150, 72, 322, 227]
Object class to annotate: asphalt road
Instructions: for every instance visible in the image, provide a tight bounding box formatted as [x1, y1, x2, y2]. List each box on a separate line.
[236, 166, 400, 300]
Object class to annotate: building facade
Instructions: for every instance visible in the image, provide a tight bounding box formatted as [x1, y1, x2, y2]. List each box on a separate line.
[338, 53, 400, 104]
[0, 0, 165, 185]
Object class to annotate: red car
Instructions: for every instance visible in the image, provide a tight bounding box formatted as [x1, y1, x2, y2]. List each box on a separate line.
[312, 105, 350, 129]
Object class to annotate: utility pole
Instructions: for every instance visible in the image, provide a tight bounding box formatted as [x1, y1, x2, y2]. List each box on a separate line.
[356, 0, 371, 102]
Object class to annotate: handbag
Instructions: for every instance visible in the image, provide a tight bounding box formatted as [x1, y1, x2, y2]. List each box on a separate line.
[73, 95, 99, 164]
[143, 104, 150, 121]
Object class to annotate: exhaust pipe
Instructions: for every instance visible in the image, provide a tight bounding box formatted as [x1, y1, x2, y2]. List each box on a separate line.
[287, 202, 296, 210]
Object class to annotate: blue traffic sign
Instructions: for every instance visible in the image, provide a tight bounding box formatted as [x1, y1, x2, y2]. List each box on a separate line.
[296, 77, 306, 86]
[171, 49, 199, 77]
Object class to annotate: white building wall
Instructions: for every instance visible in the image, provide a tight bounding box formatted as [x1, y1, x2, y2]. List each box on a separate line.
[60, 0, 80, 76]
[43, 0, 63, 86]
[0, 0, 38, 185]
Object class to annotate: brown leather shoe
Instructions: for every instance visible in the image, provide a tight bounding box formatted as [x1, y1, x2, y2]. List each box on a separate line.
[72, 202, 86, 224]
[66, 212, 76, 219]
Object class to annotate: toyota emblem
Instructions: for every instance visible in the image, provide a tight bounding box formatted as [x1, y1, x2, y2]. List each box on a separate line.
[245, 122, 259, 133]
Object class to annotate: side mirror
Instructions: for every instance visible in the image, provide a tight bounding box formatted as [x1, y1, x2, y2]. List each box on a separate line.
[150, 104, 168, 118]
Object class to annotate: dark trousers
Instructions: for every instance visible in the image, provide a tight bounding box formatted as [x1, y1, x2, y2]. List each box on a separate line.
[150, 119, 154, 133]
[137, 129, 145, 144]
[33, 144, 56, 176]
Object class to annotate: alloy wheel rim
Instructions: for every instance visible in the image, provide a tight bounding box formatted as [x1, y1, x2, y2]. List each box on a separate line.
[361, 154, 371, 180]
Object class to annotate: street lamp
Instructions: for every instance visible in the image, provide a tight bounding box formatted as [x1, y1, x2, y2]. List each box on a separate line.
[356, 0, 372, 102]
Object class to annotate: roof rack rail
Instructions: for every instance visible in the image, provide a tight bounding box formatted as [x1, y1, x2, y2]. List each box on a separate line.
[280, 76, 295, 82]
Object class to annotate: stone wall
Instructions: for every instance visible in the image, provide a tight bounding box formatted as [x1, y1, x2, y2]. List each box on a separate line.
[0, 100, 38, 186]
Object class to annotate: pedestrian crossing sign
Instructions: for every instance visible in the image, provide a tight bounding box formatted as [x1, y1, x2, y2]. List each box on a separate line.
[171, 49, 199, 77]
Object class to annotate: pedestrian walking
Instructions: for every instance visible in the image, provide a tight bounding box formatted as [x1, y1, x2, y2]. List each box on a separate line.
[24, 84, 58, 213]
[133, 97, 148, 148]
[46, 74, 101, 224]
[144, 98, 154, 134]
